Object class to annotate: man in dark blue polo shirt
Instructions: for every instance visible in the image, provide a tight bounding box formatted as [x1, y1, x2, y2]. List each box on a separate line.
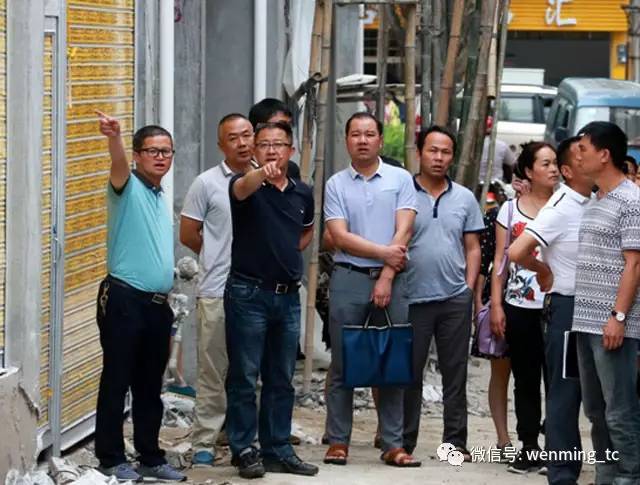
[225, 121, 317, 479]
[94, 112, 185, 482]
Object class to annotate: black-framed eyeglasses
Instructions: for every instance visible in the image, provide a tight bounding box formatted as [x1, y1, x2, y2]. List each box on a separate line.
[138, 147, 175, 158]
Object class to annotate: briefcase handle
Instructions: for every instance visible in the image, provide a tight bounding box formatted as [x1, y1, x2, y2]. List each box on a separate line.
[363, 304, 394, 329]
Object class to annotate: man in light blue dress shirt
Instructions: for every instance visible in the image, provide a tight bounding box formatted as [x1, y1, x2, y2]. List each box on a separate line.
[322, 112, 419, 467]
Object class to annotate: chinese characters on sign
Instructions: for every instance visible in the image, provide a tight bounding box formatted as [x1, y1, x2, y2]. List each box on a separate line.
[545, 0, 577, 27]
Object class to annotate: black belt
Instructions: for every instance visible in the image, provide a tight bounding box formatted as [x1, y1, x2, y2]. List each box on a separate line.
[335, 262, 382, 279]
[230, 272, 300, 294]
[106, 275, 168, 304]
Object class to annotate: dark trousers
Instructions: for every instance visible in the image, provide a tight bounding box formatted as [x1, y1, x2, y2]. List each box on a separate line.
[403, 288, 473, 452]
[504, 302, 546, 448]
[224, 274, 300, 461]
[543, 294, 582, 485]
[94, 277, 173, 468]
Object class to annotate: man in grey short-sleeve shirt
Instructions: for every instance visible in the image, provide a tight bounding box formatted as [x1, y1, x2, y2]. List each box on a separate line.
[571, 121, 640, 484]
[179, 113, 253, 466]
[403, 126, 483, 458]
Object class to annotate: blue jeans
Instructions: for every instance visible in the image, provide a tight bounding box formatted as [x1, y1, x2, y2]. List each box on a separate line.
[544, 295, 582, 485]
[224, 274, 301, 461]
[577, 332, 640, 485]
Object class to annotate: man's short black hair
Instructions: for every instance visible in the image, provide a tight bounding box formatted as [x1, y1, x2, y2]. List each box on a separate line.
[416, 125, 457, 154]
[625, 155, 637, 176]
[255, 121, 293, 143]
[578, 121, 628, 171]
[556, 135, 580, 169]
[248, 98, 293, 128]
[133, 125, 173, 152]
[344, 112, 383, 137]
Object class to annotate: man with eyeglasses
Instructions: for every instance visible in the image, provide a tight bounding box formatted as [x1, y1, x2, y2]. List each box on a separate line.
[179, 113, 254, 467]
[225, 121, 317, 479]
[94, 112, 186, 482]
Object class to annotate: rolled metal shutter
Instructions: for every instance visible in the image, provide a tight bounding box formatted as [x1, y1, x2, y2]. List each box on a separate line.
[61, 0, 134, 433]
[40, 32, 55, 427]
[0, 0, 6, 367]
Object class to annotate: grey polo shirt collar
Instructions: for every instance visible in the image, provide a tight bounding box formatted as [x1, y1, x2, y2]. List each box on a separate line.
[220, 160, 235, 177]
[348, 157, 385, 180]
[413, 174, 453, 218]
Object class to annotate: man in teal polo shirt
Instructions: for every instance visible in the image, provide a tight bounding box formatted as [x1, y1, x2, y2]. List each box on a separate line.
[94, 112, 185, 482]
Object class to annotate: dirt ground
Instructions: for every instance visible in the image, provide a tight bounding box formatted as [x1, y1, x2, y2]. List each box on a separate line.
[177, 357, 597, 485]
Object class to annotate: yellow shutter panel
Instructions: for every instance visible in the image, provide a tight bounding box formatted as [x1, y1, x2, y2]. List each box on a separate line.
[61, 0, 134, 431]
[39, 32, 55, 427]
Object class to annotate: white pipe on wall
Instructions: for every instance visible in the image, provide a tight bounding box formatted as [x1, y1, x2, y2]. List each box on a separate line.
[160, 0, 174, 219]
[254, 0, 268, 102]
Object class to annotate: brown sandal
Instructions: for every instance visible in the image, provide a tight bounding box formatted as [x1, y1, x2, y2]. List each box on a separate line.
[381, 447, 421, 467]
[324, 444, 349, 465]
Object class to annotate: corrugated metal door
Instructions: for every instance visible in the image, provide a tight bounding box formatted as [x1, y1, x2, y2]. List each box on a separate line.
[0, 0, 6, 368]
[61, 0, 134, 436]
[40, 31, 55, 429]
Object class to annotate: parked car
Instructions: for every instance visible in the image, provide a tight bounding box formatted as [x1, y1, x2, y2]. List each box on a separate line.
[544, 78, 640, 161]
[496, 83, 557, 152]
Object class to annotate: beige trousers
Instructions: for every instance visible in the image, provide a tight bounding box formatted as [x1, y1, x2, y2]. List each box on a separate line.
[191, 297, 228, 453]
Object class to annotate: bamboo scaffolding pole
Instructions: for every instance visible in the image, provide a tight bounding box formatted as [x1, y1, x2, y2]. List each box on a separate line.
[404, 4, 417, 171]
[434, 0, 464, 125]
[302, 0, 333, 395]
[454, 0, 480, 177]
[376, 5, 389, 123]
[430, 0, 444, 117]
[300, 2, 325, 181]
[454, 0, 497, 188]
[420, 0, 432, 128]
[481, 0, 510, 207]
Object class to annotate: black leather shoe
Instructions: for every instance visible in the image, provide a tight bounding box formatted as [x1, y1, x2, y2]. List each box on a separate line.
[263, 455, 319, 476]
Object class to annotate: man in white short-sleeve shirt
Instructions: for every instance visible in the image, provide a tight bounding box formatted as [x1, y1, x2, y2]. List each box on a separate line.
[509, 136, 591, 485]
[179, 113, 253, 466]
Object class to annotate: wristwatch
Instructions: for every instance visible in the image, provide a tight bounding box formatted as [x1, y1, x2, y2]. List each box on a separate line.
[611, 310, 626, 323]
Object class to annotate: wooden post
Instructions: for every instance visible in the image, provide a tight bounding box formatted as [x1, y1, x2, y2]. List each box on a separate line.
[404, 4, 417, 171]
[302, 0, 332, 395]
[300, 2, 324, 182]
[420, 0, 432, 128]
[481, 0, 510, 207]
[434, 0, 464, 125]
[454, 0, 497, 188]
[376, 5, 389, 123]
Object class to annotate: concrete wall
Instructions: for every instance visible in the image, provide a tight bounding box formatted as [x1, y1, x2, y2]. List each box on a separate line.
[0, 0, 46, 478]
[203, 0, 255, 168]
[327, 5, 363, 176]
[0, 369, 37, 480]
[174, 0, 205, 256]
